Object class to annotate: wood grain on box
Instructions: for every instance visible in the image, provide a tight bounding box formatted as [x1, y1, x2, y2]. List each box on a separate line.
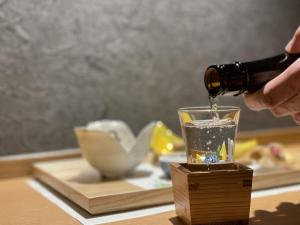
[171, 163, 253, 225]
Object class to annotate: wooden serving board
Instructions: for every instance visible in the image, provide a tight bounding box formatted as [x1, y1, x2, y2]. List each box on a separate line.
[33, 127, 300, 215]
[0, 148, 81, 179]
[33, 158, 173, 215]
[240, 127, 300, 190]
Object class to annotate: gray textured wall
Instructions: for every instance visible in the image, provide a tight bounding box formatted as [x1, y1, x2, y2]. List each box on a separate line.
[0, 0, 299, 155]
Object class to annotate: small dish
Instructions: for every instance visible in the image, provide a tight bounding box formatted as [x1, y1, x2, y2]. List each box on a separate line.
[159, 152, 187, 178]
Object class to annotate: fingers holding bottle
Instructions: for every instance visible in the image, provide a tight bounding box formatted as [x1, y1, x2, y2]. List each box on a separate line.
[244, 58, 300, 112]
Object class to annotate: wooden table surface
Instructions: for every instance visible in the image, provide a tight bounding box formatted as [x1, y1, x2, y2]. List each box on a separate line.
[1, 127, 300, 225]
[0, 177, 81, 225]
[0, 177, 300, 225]
[103, 190, 300, 225]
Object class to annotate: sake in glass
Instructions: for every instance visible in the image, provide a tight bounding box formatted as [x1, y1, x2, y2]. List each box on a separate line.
[178, 106, 240, 165]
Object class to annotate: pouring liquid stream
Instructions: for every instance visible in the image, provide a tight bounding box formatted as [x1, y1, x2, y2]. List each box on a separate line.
[209, 95, 219, 120]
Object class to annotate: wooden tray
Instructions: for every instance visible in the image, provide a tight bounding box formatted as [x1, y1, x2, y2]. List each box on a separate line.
[0, 148, 81, 179]
[33, 127, 300, 215]
[33, 158, 173, 215]
[238, 127, 300, 190]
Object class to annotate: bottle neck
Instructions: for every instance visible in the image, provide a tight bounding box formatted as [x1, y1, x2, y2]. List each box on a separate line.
[205, 52, 300, 97]
[243, 52, 297, 74]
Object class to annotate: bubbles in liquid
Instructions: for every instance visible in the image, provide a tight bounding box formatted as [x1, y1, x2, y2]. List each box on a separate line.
[183, 95, 236, 165]
[184, 119, 236, 165]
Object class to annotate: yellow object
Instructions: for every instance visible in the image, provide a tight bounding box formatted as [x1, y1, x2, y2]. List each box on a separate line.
[235, 139, 258, 159]
[182, 112, 192, 123]
[151, 121, 183, 155]
[219, 142, 227, 160]
[194, 152, 203, 163]
[218, 139, 257, 160]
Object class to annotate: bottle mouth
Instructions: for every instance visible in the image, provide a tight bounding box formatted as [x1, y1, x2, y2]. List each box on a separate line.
[204, 66, 222, 97]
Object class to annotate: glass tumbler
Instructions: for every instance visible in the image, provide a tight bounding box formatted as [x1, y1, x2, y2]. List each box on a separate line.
[178, 106, 240, 165]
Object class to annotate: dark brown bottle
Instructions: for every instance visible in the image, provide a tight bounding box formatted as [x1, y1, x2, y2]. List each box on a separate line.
[204, 52, 300, 97]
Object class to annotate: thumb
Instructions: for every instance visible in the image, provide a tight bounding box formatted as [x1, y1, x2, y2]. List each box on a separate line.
[286, 26, 300, 53]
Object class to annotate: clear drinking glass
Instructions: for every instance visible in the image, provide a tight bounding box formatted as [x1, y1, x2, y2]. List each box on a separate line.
[178, 106, 240, 165]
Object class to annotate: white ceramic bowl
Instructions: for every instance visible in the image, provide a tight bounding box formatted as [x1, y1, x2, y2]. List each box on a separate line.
[75, 127, 139, 178]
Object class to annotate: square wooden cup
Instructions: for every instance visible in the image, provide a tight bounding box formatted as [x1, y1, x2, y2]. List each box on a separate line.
[170, 163, 253, 225]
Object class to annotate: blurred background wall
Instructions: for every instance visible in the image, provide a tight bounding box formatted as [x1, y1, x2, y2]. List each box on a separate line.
[0, 0, 299, 155]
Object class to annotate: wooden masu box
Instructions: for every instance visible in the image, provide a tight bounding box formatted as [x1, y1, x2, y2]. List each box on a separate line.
[170, 163, 253, 225]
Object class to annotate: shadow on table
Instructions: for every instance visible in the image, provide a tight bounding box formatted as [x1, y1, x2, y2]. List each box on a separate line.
[67, 169, 151, 183]
[169, 217, 185, 225]
[250, 202, 300, 225]
[168, 202, 300, 225]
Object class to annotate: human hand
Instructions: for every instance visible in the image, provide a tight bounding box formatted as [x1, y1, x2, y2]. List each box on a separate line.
[244, 26, 300, 124]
